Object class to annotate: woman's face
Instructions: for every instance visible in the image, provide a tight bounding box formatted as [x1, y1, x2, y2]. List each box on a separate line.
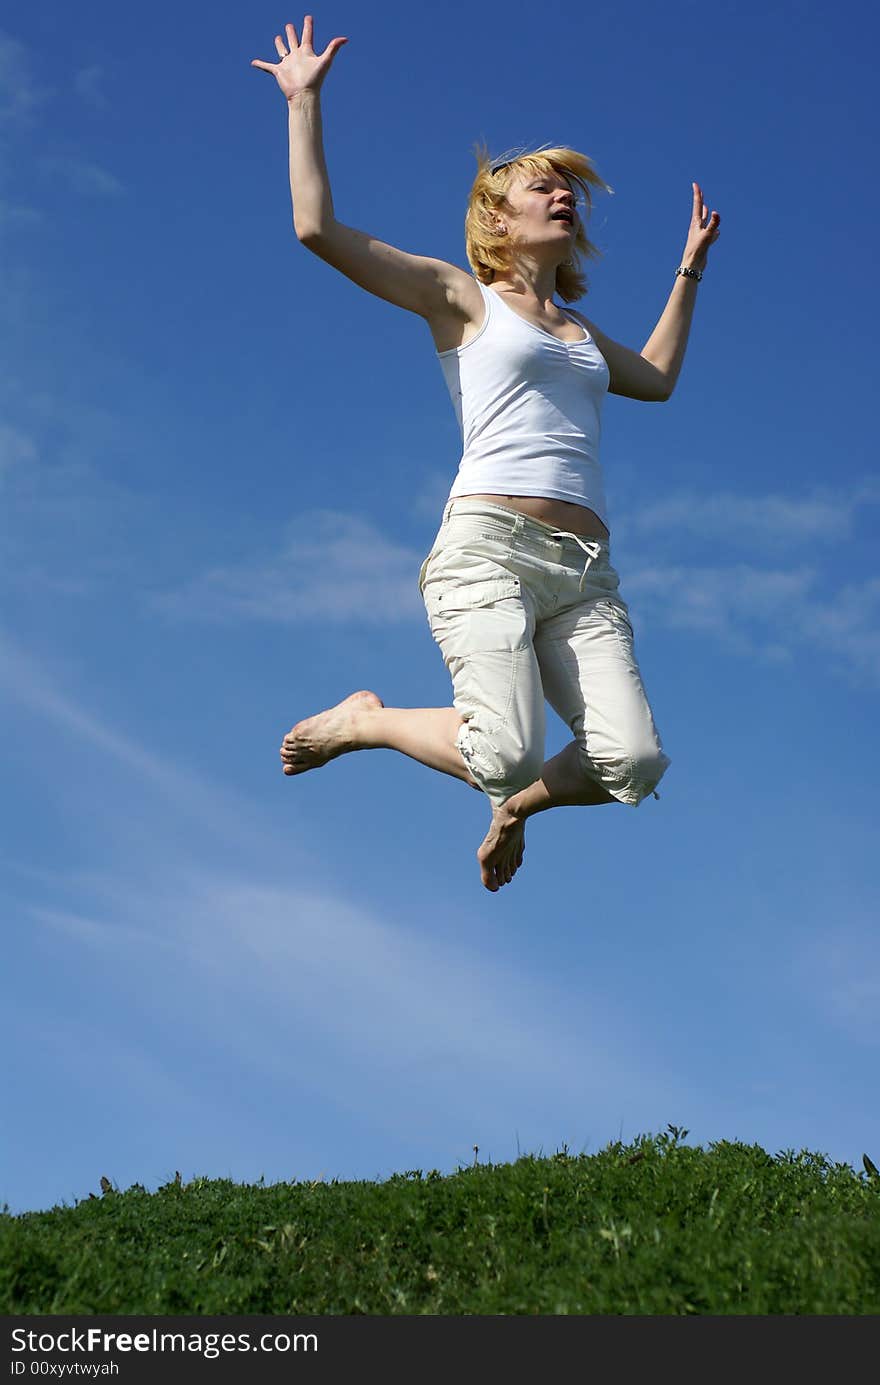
[500, 168, 580, 248]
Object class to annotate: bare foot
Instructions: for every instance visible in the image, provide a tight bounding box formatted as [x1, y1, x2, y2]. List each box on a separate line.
[280, 690, 384, 776]
[476, 803, 526, 892]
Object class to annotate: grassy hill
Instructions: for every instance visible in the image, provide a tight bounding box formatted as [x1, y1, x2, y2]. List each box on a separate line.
[3, 1128, 879, 1314]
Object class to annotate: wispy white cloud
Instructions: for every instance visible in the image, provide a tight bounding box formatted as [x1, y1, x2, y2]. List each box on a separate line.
[0, 628, 215, 789]
[0, 421, 37, 475]
[608, 479, 880, 682]
[73, 64, 108, 110]
[155, 490, 879, 683]
[0, 630, 284, 858]
[626, 561, 880, 683]
[800, 577, 880, 685]
[28, 868, 683, 1123]
[0, 32, 42, 128]
[1, 628, 689, 1166]
[0, 385, 149, 592]
[412, 468, 451, 520]
[625, 561, 816, 655]
[796, 923, 880, 1047]
[0, 198, 42, 231]
[0, 37, 120, 201]
[625, 479, 880, 546]
[156, 509, 425, 624]
[40, 152, 124, 197]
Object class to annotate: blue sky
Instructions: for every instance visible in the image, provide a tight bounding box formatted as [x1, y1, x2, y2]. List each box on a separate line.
[2, 0, 878, 1215]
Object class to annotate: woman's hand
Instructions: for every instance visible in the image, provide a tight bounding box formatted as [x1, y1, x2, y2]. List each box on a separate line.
[251, 15, 348, 100]
[681, 182, 721, 272]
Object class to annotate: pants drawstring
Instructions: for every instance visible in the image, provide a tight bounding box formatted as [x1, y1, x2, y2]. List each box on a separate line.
[550, 532, 603, 591]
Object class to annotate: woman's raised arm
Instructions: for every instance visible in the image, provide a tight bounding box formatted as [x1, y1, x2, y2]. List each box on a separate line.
[252, 16, 348, 238]
[251, 16, 465, 320]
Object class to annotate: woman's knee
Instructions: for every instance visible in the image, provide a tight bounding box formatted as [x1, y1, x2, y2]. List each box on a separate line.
[576, 738, 670, 806]
[628, 745, 671, 803]
[457, 719, 543, 802]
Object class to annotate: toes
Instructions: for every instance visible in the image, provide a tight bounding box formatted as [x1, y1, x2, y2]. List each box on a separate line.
[478, 853, 499, 892]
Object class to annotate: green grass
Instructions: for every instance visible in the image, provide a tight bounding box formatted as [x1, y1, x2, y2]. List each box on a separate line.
[3, 1128, 879, 1314]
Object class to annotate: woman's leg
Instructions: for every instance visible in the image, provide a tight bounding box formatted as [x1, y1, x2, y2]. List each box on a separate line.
[279, 686, 538, 892]
[280, 690, 480, 786]
[279, 691, 616, 892]
[535, 592, 670, 805]
[475, 593, 671, 891]
[474, 741, 617, 891]
[280, 621, 549, 893]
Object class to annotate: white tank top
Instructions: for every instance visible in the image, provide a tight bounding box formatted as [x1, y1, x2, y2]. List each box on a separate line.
[436, 277, 611, 526]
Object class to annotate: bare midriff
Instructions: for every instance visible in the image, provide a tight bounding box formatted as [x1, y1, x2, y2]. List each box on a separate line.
[453, 493, 610, 540]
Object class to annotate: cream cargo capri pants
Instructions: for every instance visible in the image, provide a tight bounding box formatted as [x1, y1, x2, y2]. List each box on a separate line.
[419, 499, 671, 808]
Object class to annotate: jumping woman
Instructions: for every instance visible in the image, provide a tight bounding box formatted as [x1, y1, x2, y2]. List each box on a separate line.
[252, 16, 721, 892]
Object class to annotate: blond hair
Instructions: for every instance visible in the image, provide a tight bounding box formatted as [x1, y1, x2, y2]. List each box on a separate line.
[464, 141, 614, 302]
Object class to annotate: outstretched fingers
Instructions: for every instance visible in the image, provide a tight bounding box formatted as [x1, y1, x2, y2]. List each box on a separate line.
[251, 22, 296, 69]
[252, 18, 348, 84]
[692, 181, 720, 230]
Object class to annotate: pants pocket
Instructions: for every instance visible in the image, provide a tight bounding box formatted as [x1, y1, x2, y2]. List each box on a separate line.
[425, 577, 525, 656]
[596, 596, 634, 640]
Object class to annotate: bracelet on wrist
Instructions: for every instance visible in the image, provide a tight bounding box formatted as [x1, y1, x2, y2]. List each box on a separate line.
[676, 265, 702, 281]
